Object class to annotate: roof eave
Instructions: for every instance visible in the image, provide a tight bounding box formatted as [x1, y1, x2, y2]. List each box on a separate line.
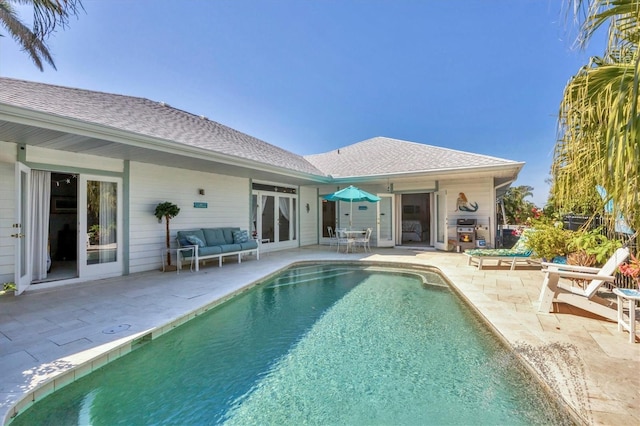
[0, 103, 330, 182]
[329, 162, 525, 181]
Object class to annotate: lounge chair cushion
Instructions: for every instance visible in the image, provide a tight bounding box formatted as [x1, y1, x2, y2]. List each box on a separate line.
[465, 229, 533, 257]
[465, 248, 532, 257]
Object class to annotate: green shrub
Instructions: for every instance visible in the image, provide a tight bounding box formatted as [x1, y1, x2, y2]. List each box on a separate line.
[524, 221, 571, 260]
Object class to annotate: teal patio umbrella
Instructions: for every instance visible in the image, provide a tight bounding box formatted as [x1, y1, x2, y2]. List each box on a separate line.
[323, 185, 381, 228]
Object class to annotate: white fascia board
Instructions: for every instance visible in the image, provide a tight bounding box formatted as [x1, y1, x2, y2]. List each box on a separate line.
[331, 162, 525, 181]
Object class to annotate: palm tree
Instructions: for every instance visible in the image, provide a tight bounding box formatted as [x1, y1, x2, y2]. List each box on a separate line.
[553, 0, 639, 231]
[499, 185, 537, 225]
[0, 0, 83, 70]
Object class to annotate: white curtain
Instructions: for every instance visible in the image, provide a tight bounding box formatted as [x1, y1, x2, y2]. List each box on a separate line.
[279, 197, 290, 221]
[30, 170, 51, 280]
[98, 181, 116, 262]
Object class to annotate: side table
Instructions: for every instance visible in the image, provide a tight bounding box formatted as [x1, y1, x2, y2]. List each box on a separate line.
[161, 246, 195, 274]
[613, 288, 640, 343]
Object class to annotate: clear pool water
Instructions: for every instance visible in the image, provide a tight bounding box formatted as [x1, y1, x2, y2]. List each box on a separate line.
[11, 264, 571, 425]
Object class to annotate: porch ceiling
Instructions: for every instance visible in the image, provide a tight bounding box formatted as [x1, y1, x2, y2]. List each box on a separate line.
[0, 120, 327, 186]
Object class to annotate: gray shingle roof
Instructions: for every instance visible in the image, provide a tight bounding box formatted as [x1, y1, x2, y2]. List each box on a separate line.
[304, 137, 521, 178]
[0, 78, 325, 176]
[0, 79, 522, 180]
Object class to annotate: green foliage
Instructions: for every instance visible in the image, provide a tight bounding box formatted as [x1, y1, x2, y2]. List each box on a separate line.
[0, 0, 84, 70]
[552, 0, 639, 232]
[524, 221, 571, 260]
[567, 227, 622, 265]
[1, 282, 16, 295]
[154, 202, 180, 221]
[499, 185, 538, 225]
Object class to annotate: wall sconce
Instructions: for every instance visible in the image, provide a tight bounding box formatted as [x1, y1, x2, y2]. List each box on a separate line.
[305, 203, 310, 213]
[198, 189, 205, 196]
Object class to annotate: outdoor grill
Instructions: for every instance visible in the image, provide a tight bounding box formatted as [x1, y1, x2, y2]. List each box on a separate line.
[456, 218, 476, 250]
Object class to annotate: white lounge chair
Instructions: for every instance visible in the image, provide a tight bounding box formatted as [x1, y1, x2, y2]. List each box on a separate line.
[465, 229, 536, 270]
[537, 247, 630, 321]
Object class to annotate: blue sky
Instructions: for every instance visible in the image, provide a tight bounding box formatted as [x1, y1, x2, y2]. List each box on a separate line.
[1, 0, 604, 206]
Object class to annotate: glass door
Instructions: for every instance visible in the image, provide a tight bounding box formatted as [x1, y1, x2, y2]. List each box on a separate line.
[253, 190, 298, 250]
[14, 163, 31, 294]
[79, 175, 122, 279]
[434, 190, 448, 251]
[376, 193, 394, 247]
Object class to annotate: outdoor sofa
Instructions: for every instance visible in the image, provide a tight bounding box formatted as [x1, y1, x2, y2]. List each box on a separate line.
[176, 227, 259, 271]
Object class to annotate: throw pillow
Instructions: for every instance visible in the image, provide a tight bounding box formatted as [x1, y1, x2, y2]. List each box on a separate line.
[233, 230, 250, 244]
[186, 235, 205, 247]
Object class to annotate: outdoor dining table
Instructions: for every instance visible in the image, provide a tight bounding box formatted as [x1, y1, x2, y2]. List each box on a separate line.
[343, 230, 367, 237]
[335, 229, 368, 253]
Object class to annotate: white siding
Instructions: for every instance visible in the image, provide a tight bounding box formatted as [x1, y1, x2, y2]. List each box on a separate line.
[439, 178, 496, 248]
[27, 146, 124, 172]
[299, 186, 318, 246]
[128, 162, 251, 273]
[0, 142, 16, 283]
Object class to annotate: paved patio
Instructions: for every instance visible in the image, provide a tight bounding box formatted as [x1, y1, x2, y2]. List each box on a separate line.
[1, 246, 638, 425]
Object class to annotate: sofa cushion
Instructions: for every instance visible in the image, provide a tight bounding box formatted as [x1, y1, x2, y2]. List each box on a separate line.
[240, 240, 258, 250]
[186, 235, 205, 248]
[177, 230, 206, 247]
[233, 229, 250, 244]
[202, 228, 226, 246]
[198, 245, 223, 257]
[219, 243, 242, 253]
[222, 227, 240, 244]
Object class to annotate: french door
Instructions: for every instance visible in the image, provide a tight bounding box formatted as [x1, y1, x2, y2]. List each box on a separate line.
[376, 193, 394, 247]
[253, 191, 297, 250]
[14, 163, 31, 294]
[78, 175, 123, 279]
[434, 190, 448, 251]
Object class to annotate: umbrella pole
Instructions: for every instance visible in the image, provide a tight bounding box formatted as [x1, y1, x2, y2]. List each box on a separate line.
[350, 200, 353, 229]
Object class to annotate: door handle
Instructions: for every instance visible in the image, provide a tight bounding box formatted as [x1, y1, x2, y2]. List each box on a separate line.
[11, 233, 25, 238]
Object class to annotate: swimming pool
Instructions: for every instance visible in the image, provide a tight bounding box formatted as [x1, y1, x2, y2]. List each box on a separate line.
[10, 264, 571, 425]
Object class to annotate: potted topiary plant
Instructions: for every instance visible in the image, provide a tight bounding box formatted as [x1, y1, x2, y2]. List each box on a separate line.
[154, 202, 180, 267]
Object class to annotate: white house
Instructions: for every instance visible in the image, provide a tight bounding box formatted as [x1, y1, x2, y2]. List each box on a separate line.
[0, 78, 524, 294]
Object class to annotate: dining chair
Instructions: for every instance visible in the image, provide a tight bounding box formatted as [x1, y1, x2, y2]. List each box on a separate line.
[355, 228, 372, 252]
[327, 226, 338, 249]
[335, 228, 354, 253]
